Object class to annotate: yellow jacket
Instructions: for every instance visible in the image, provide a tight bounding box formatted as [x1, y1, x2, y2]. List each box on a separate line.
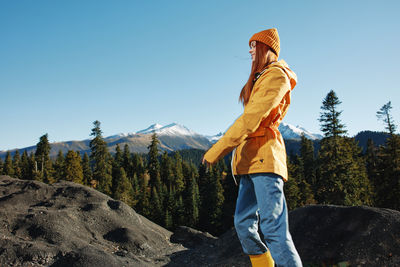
[203, 59, 297, 182]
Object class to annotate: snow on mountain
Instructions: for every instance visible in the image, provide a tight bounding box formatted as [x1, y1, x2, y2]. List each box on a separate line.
[105, 123, 201, 140]
[136, 123, 200, 136]
[205, 132, 223, 143]
[105, 132, 135, 140]
[136, 123, 164, 134]
[204, 122, 322, 143]
[279, 122, 322, 140]
[104, 122, 321, 143]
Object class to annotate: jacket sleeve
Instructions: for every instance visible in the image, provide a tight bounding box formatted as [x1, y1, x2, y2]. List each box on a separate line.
[203, 67, 291, 163]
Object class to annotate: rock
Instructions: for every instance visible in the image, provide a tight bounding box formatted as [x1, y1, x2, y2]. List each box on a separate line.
[0, 175, 184, 266]
[289, 204, 400, 266]
[168, 205, 400, 266]
[170, 226, 217, 249]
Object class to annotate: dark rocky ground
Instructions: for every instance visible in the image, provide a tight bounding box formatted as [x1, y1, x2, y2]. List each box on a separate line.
[289, 205, 400, 266]
[1, 175, 399, 266]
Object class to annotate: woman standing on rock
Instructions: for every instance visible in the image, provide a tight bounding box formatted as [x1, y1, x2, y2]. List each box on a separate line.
[202, 28, 302, 267]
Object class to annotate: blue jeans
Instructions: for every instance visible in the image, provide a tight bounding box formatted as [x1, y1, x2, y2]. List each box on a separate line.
[234, 172, 302, 267]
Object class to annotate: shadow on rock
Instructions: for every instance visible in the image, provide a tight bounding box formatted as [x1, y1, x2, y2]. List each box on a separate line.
[167, 226, 250, 267]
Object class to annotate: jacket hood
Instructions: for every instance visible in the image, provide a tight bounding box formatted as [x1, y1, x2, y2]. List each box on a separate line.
[270, 59, 297, 90]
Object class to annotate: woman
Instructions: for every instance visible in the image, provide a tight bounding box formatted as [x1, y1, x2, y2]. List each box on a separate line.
[202, 28, 302, 267]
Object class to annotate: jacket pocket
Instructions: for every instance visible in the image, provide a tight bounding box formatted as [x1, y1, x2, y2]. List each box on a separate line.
[240, 137, 261, 165]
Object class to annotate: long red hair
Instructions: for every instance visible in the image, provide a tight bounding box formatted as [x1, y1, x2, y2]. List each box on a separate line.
[239, 42, 278, 106]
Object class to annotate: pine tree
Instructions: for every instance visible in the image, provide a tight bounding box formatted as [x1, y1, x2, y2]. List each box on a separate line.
[53, 150, 65, 182]
[20, 150, 30, 180]
[375, 102, 400, 210]
[12, 150, 22, 179]
[64, 150, 84, 184]
[160, 151, 174, 187]
[199, 166, 225, 234]
[82, 152, 92, 186]
[122, 144, 133, 178]
[377, 101, 397, 135]
[150, 186, 163, 224]
[174, 195, 186, 227]
[164, 209, 173, 230]
[130, 173, 140, 207]
[365, 139, 379, 204]
[345, 138, 373, 205]
[297, 135, 317, 205]
[27, 153, 38, 180]
[35, 134, 50, 172]
[28, 152, 41, 181]
[316, 90, 372, 205]
[111, 145, 123, 197]
[198, 162, 208, 220]
[114, 144, 123, 167]
[182, 160, 191, 183]
[3, 151, 14, 177]
[137, 179, 151, 218]
[300, 134, 316, 187]
[35, 134, 55, 184]
[90, 120, 112, 195]
[317, 136, 373, 205]
[285, 156, 302, 210]
[318, 90, 347, 138]
[113, 167, 134, 207]
[147, 133, 161, 191]
[173, 152, 185, 194]
[164, 186, 176, 230]
[184, 171, 200, 228]
[132, 153, 144, 178]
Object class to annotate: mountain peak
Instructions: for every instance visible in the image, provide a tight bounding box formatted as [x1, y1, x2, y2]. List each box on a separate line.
[206, 123, 322, 143]
[136, 123, 163, 134]
[279, 122, 322, 140]
[136, 123, 199, 136]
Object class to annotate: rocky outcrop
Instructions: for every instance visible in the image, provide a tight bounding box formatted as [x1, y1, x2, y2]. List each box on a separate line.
[0, 175, 184, 266]
[289, 204, 400, 266]
[1, 175, 399, 266]
[169, 205, 400, 266]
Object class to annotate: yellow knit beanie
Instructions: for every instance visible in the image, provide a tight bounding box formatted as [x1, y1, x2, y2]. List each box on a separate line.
[249, 28, 280, 57]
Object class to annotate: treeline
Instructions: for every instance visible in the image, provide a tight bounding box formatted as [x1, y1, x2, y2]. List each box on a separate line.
[0, 90, 399, 236]
[284, 90, 400, 211]
[0, 121, 232, 235]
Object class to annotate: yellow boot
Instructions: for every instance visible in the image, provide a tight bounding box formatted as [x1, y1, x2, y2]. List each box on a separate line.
[249, 250, 275, 267]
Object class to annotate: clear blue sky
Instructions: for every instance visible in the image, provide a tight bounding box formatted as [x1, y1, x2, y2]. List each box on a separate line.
[1, 0, 399, 151]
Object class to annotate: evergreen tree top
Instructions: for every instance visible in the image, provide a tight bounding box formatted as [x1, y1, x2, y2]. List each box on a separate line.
[319, 90, 347, 138]
[91, 120, 103, 138]
[377, 101, 397, 135]
[35, 133, 51, 158]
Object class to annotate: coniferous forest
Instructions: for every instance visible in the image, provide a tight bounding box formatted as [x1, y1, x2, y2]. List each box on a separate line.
[1, 90, 399, 236]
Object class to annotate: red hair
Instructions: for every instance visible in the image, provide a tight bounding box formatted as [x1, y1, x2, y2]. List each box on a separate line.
[239, 42, 278, 106]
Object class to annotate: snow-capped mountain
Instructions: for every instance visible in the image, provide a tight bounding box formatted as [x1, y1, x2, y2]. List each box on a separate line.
[0, 122, 322, 159]
[105, 122, 321, 143]
[205, 132, 224, 143]
[204, 122, 322, 143]
[105, 132, 134, 140]
[279, 122, 323, 140]
[135, 123, 164, 135]
[105, 123, 199, 140]
[135, 123, 199, 136]
[102, 123, 210, 154]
